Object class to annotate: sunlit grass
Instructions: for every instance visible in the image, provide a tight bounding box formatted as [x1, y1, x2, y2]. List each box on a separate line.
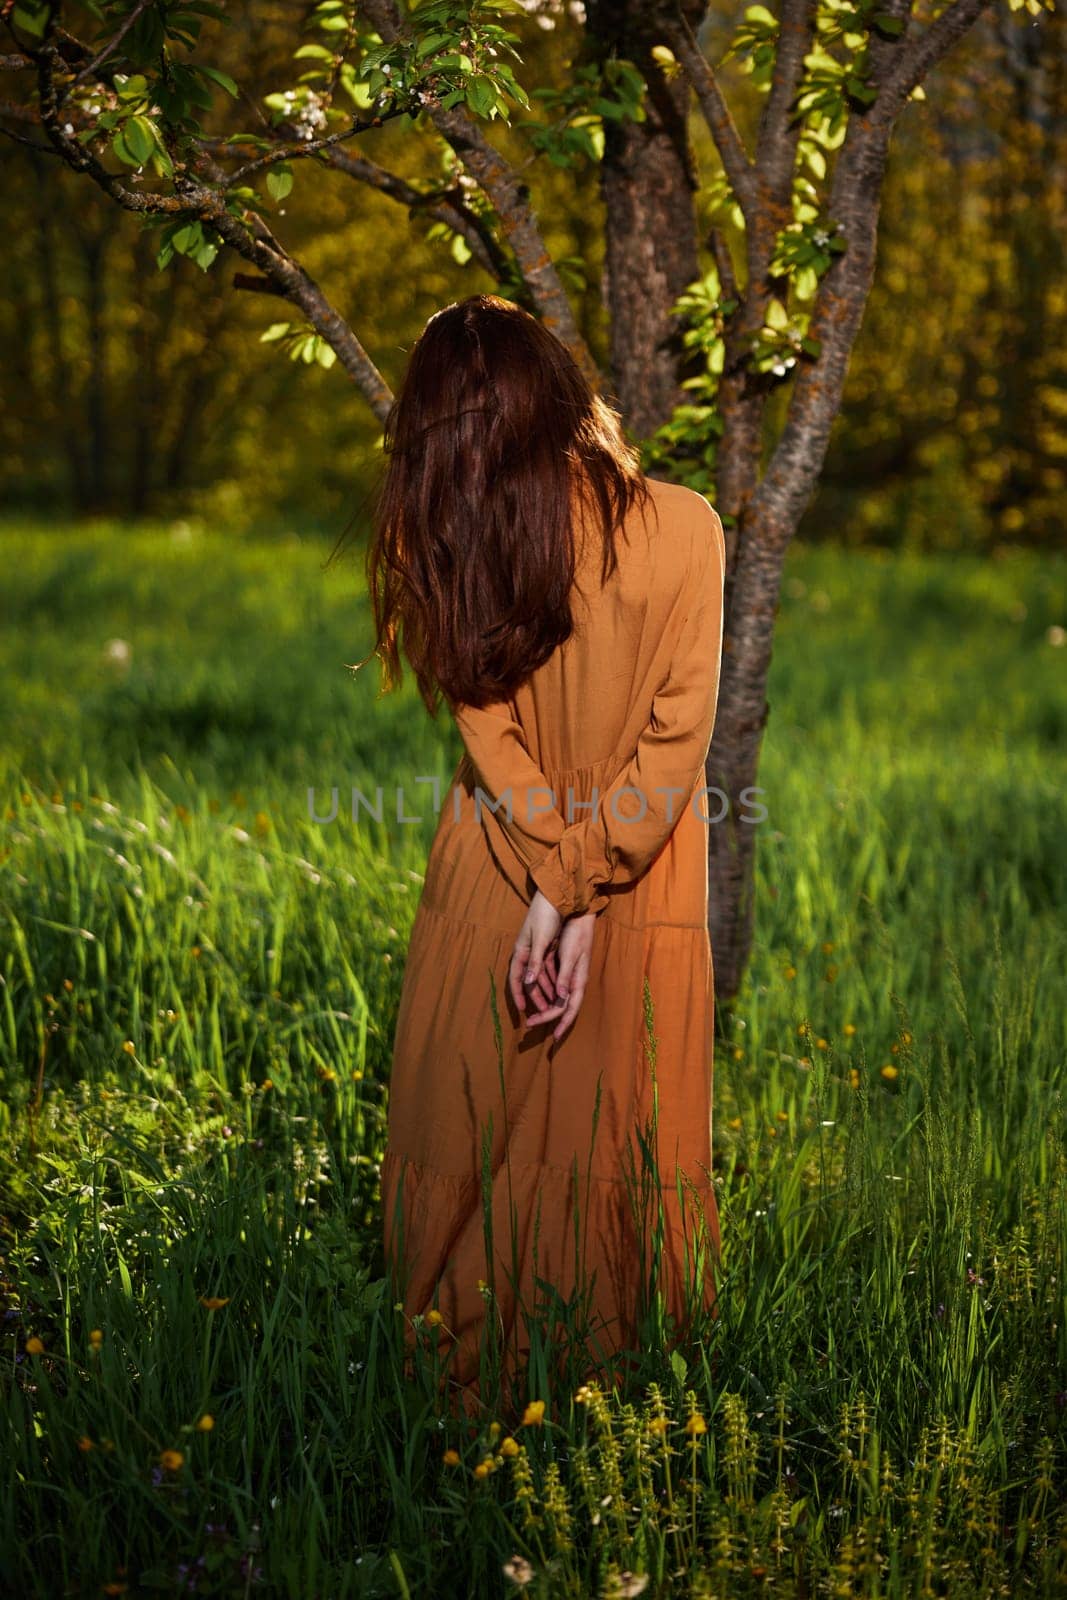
[2, 518, 1065, 1595]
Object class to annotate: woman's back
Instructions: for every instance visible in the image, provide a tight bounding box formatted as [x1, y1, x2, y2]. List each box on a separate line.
[506, 474, 725, 777]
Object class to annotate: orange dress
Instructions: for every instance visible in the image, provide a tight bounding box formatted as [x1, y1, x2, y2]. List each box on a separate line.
[379, 476, 727, 1412]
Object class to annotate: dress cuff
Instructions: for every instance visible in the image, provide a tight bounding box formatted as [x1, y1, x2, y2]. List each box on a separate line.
[528, 827, 594, 917]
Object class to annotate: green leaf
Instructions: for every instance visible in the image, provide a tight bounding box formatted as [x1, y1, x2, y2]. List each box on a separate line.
[315, 340, 338, 369]
[171, 222, 202, 253]
[12, 2, 49, 39]
[197, 65, 239, 96]
[743, 3, 777, 27]
[193, 237, 219, 271]
[765, 297, 789, 330]
[110, 128, 139, 167]
[415, 31, 451, 57]
[294, 43, 335, 59]
[115, 74, 150, 100]
[794, 266, 818, 301]
[871, 10, 906, 35]
[261, 322, 293, 343]
[267, 164, 294, 200]
[670, 1347, 687, 1385]
[123, 116, 156, 165]
[465, 75, 498, 118]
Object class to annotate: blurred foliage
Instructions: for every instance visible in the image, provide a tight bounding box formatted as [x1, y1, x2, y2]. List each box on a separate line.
[0, 4, 1062, 549]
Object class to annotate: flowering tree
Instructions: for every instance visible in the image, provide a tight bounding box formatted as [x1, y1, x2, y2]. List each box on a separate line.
[0, 0, 1049, 997]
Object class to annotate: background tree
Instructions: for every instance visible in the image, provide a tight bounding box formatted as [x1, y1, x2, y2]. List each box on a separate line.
[0, 0, 1056, 999]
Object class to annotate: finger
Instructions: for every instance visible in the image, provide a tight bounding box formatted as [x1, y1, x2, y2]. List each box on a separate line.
[552, 955, 590, 1042]
[523, 926, 554, 991]
[553, 939, 580, 1006]
[523, 997, 568, 1031]
[530, 943, 557, 1004]
[509, 931, 533, 1015]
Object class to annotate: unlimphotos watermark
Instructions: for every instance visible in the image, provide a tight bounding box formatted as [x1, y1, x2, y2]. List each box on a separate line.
[307, 778, 768, 827]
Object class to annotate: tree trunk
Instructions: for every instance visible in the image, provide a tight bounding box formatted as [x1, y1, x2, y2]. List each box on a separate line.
[584, 0, 707, 436]
[706, 110, 897, 1003]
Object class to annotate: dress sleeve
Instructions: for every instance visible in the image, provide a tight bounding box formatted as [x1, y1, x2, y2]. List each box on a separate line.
[527, 503, 726, 919]
[451, 699, 614, 917]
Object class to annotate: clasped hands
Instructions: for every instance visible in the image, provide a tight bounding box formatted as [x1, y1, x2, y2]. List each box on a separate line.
[507, 889, 595, 1043]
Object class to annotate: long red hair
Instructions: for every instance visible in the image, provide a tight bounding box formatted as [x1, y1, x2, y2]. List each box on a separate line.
[363, 293, 652, 716]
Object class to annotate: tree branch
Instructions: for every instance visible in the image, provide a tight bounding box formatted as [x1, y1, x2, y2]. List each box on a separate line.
[658, 7, 759, 225]
[64, 0, 153, 98]
[752, 0, 992, 543]
[26, 27, 394, 420]
[874, 0, 994, 125]
[754, 0, 817, 204]
[323, 146, 512, 281]
[706, 224, 737, 303]
[223, 102, 414, 186]
[0, 119, 58, 152]
[358, 0, 600, 386]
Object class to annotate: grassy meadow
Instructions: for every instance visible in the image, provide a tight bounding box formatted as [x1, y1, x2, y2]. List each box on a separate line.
[1, 512, 1066, 1597]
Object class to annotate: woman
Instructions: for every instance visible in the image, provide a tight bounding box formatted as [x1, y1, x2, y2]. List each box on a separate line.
[367, 293, 727, 1419]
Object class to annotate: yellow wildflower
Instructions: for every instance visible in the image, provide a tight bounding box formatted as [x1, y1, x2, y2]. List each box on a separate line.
[159, 1449, 184, 1472]
[848, 1067, 861, 1088]
[843, 1023, 857, 1036]
[880, 1064, 899, 1081]
[77, 1436, 94, 1452]
[89, 1329, 104, 1350]
[473, 1462, 491, 1479]
[196, 1414, 215, 1432]
[685, 1413, 707, 1437]
[25, 1337, 45, 1355]
[198, 1296, 230, 1311]
[500, 1436, 520, 1457]
[443, 1449, 461, 1467]
[122, 1041, 136, 1055]
[522, 1400, 546, 1427]
[425, 1309, 444, 1327]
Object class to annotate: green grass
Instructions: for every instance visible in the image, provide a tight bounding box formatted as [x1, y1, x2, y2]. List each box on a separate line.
[1, 514, 1066, 1597]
